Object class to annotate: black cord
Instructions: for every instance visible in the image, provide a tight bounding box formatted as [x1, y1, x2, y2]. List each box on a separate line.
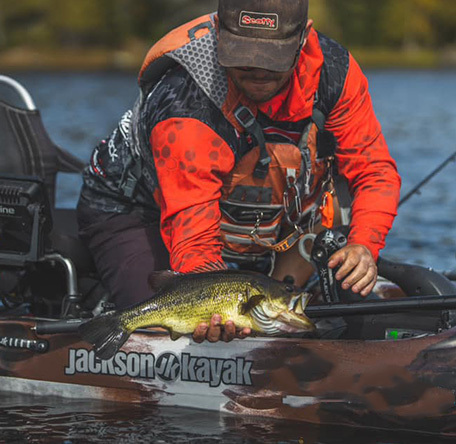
[399, 150, 456, 207]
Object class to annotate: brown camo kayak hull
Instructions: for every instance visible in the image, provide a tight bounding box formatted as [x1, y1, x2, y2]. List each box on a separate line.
[1, 318, 456, 436]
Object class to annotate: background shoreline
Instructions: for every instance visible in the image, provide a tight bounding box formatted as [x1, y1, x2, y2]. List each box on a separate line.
[1, 46, 456, 72]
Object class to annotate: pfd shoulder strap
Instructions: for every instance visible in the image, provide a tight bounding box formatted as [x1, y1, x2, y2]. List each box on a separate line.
[313, 31, 350, 160]
[312, 107, 337, 159]
[313, 33, 352, 222]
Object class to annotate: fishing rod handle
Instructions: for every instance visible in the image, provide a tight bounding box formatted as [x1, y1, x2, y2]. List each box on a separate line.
[34, 318, 87, 335]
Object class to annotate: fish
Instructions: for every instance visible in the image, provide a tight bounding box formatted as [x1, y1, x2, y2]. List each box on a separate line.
[78, 270, 314, 360]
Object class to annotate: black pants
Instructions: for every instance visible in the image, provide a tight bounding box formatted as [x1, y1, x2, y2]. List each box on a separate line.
[77, 204, 170, 309]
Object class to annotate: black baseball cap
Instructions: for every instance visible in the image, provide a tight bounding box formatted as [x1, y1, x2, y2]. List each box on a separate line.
[217, 0, 309, 72]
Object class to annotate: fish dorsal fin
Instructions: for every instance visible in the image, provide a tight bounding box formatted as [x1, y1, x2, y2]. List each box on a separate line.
[240, 293, 265, 316]
[148, 270, 181, 292]
[191, 260, 227, 273]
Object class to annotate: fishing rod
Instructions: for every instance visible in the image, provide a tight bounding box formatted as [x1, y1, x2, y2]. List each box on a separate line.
[399, 150, 456, 207]
[306, 294, 456, 318]
[31, 293, 456, 335]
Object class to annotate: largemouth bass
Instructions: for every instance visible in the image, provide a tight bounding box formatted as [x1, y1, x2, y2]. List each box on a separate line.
[79, 270, 314, 360]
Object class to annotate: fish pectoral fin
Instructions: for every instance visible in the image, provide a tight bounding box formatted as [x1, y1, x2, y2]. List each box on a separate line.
[169, 330, 183, 341]
[240, 294, 265, 315]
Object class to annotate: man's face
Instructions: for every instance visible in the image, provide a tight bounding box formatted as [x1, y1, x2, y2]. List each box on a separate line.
[226, 66, 295, 103]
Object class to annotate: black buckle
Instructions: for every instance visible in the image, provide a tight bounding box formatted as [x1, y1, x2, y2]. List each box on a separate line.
[234, 106, 271, 179]
[234, 106, 256, 130]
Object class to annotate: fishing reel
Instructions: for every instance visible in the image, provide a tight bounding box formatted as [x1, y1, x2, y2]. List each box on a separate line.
[299, 226, 350, 304]
[311, 227, 349, 304]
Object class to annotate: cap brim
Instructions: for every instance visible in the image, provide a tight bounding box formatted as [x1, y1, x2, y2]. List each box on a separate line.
[217, 26, 301, 72]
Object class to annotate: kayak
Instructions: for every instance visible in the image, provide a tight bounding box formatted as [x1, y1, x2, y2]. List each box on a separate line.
[2, 309, 456, 437]
[2, 75, 456, 437]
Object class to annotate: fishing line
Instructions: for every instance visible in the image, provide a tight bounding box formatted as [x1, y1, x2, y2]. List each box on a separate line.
[399, 150, 456, 207]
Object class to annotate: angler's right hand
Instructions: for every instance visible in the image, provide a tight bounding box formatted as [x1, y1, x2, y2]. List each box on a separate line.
[192, 314, 251, 343]
[328, 244, 377, 297]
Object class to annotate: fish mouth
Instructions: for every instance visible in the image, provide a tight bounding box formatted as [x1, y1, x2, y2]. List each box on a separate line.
[251, 292, 315, 335]
[288, 292, 310, 316]
[280, 292, 315, 332]
[276, 310, 315, 333]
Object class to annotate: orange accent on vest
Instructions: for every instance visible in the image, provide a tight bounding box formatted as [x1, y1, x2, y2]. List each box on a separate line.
[320, 191, 335, 229]
[138, 14, 214, 82]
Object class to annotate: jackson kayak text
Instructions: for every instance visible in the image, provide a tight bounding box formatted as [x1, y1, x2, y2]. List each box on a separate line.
[65, 349, 253, 387]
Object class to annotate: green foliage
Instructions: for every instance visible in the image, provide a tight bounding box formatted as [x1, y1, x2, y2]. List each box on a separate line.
[0, 0, 454, 51]
[324, 0, 456, 48]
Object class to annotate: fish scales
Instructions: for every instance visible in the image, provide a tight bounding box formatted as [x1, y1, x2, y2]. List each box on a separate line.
[122, 272, 267, 333]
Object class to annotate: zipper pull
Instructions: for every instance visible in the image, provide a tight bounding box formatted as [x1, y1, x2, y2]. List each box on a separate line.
[320, 191, 334, 229]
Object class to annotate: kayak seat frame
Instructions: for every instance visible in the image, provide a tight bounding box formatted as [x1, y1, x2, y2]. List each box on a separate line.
[0, 76, 101, 318]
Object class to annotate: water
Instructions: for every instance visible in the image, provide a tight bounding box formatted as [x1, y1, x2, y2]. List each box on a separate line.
[2, 69, 456, 443]
[0, 394, 454, 444]
[368, 70, 456, 270]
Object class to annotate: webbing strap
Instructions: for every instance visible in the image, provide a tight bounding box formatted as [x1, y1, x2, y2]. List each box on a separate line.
[234, 106, 271, 179]
[119, 155, 143, 199]
[312, 107, 337, 159]
[333, 175, 352, 225]
[312, 108, 326, 131]
[250, 228, 304, 253]
[312, 105, 351, 224]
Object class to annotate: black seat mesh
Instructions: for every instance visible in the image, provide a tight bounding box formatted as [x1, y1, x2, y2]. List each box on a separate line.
[0, 99, 84, 207]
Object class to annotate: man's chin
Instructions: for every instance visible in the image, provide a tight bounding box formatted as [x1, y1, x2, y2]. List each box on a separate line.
[244, 90, 277, 104]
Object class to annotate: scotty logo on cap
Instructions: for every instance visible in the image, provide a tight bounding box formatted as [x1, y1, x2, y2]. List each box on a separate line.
[239, 10, 279, 31]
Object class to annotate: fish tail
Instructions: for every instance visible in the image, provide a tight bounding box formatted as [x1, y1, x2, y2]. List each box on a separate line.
[78, 311, 130, 361]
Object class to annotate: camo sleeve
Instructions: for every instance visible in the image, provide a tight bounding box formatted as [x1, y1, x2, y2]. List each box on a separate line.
[151, 117, 235, 273]
[326, 54, 401, 260]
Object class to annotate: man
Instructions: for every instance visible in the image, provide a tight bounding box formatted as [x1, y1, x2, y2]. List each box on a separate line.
[77, 0, 401, 342]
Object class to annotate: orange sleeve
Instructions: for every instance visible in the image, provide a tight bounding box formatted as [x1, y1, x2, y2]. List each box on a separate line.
[326, 54, 401, 260]
[150, 118, 235, 272]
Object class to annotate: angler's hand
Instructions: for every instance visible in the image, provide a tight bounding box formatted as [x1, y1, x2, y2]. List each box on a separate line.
[328, 244, 377, 297]
[193, 314, 251, 343]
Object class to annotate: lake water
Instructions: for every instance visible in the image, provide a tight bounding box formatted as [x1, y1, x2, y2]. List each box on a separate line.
[1, 393, 455, 444]
[1, 69, 456, 443]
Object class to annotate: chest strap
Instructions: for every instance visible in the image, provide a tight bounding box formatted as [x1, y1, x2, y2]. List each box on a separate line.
[234, 106, 271, 179]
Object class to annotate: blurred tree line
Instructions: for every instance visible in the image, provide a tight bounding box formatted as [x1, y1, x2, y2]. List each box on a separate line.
[0, 0, 454, 51]
[321, 0, 456, 48]
[0, 0, 218, 49]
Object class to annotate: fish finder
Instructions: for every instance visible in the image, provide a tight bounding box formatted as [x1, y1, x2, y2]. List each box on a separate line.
[0, 176, 52, 266]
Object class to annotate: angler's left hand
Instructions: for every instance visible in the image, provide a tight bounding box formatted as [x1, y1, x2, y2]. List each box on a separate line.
[193, 315, 251, 343]
[328, 244, 377, 297]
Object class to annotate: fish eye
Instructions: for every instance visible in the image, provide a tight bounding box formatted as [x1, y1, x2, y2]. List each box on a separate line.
[282, 276, 295, 293]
